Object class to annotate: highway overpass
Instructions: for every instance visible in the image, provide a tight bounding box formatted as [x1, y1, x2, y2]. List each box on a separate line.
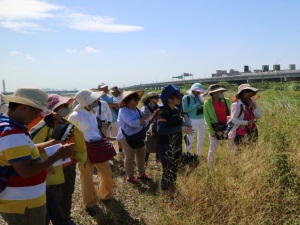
[123, 70, 300, 90]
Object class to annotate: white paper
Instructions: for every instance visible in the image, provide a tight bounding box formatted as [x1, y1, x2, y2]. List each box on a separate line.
[44, 143, 71, 167]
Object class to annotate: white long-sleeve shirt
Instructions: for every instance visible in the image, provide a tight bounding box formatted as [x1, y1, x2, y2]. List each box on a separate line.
[94, 100, 112, 123]
[68, 109, 101, 142]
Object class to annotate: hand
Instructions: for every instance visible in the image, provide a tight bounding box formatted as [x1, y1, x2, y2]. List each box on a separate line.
[140, 119, 147, 126]
[248, 119, 255, 126]
[248, 101, 256, 110]
[182, 126, 194, 135]
[47, 166, 55, 174]
[142, 114, 150, 120]
[54, 143, 74, 159]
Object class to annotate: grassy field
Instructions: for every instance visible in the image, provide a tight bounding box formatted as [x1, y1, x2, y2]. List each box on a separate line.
[67, 89, 300, 225]
[1, 89, 300, 225]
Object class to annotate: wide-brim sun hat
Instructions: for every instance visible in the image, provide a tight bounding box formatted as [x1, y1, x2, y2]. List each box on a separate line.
[189, 83, 205, 93]
[74, 90, 103, 111]
[4, 88, 48, 111]
[120, 90, 144, 107]
[230, 83, 260, 102]
[160, 84, 180, 105]
[141, 91, 159, 103]
[47, 94, 74, 112]
[207, 84, 228, 95]
[236, 84, 259, 96]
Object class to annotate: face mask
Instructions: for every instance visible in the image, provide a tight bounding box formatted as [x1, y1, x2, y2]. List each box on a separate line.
[218, 93, 224, 99]
[56, 108, 70, 117]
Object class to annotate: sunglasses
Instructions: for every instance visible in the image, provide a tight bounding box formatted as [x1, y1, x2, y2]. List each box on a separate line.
[170, 92, 182, 99]
[151, 96, 159, 99]
[133, 97, 141, 102]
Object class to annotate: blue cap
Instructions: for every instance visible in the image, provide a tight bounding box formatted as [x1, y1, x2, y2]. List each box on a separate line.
[189, 83, 205, 93]
[159, 84, 180, 104]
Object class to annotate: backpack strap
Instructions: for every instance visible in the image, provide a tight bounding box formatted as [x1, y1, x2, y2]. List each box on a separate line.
[98, 100, 102, 116]
[237, 104, 244, 118]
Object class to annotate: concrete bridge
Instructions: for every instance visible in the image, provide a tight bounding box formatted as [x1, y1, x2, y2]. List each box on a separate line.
[123, 70, 300, 90]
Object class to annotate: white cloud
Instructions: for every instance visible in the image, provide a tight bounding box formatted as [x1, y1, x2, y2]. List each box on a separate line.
[9, 51, 23, 55]
[26, 55, 35, 61]
[0, 0, 144, 33]
[83, 46, 100, 54]
[64, 13, 144, 32]
[0, 0, 61, 20]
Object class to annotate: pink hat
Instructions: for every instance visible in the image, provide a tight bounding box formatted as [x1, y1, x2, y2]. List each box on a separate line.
[47, 94, 74, 112]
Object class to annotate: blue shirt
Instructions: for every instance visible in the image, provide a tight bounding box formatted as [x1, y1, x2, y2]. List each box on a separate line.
[116, 107, 147, 140]
[100, 94, 118, 122]
[182, 94, 204, 119]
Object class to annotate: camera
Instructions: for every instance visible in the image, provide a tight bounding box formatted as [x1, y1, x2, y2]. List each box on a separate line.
[196, 106, 203, 115]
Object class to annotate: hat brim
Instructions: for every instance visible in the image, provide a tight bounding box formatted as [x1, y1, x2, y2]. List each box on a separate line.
[74, 91, 103, 111]
[141, 93, 159, 103]
[4, 95, 48, 111]
[120, 90, 144, 107]
[236, 87, 259, 96]
[209, 88, 229, 94]
[230, 94, 260, 102]
[191, 88, 205, 93]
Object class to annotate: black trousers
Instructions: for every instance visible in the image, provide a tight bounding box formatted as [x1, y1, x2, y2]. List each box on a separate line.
[157, 143, 182, 190]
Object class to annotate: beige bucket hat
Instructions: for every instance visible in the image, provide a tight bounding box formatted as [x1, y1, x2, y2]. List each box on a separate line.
[141, 91, 159, 103]
[4, 88, 48, 111]
[207, 84, 228, 95]
[120, 90, 144, 107]
[74, 90, 103, 110]
[230, 83, 259, 102]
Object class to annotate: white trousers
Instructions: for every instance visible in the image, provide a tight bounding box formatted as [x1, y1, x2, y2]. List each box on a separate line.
[207, 136, 232, 168]
[185, 118, 206, 156]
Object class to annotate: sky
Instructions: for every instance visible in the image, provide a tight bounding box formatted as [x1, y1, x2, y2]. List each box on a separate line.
[0, 0, 300, 92]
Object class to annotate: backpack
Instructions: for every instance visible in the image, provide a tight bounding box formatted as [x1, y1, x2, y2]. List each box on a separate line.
[144, 108, 169, 153]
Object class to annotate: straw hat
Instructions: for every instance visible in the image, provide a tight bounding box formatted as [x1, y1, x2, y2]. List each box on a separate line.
[141, 91, 159, 103]
[47, 94, 74, 112]
[120, 90, 144, 107]
[4, 88, 48, 111]
[74, 90, 103, 110]
[207, 84, 228, 95]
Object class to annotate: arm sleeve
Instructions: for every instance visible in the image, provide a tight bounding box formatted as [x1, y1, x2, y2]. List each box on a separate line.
[117, 108, 141, 128]
[68, 113, 79, 127]
[156, 121, 182, 135]
[203, 101, 215, 136]
[252, 101, 263, 119]
[103, 101, 112, 122]
[230, 103, 248, 126]
[72, 125, 87, 164]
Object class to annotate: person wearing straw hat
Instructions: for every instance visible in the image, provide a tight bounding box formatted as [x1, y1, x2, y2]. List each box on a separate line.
[156, 84, 194, 198]
[228, 84, 262, 146]
[0, 88, 73, 225]
[68, 90, 114, 217]
[182, 83, 206, 157]
[203, 84, 231, 167]
[140, 92, 160, 165]
[116, 90, 151, 183]
[30, 94, 86, 225]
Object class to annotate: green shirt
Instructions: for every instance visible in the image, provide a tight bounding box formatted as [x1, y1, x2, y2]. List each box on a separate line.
[203, 98, 231, 136]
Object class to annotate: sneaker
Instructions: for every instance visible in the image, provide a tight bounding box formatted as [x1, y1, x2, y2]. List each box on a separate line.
[126, 177, 137, 183]
[137, 174, 151, 180]
[85, 206, 99, 217]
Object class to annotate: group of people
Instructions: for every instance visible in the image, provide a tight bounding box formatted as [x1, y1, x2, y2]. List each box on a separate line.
[0, 82, 262, 225]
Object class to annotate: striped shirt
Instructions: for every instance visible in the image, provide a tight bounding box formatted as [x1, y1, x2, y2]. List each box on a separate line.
[0, 116, 46, 214]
